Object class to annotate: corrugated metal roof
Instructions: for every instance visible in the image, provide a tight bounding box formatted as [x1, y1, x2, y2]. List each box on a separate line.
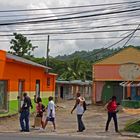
[56, 80, 92, 85]
[6, 53, 51, 69]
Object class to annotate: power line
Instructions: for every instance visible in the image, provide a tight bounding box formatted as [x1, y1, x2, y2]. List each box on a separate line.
[1, 28, 140, 36]
[1, 36, 140, 42]
[80, 25, 140, 60]
[0, 2, 139, 21]
[0, 7, 140, 26]
[1, 9, 139, 30]
[122, 24, 140, 47]
[1, 4, 140, 23]
[0, 22, 139, 33]
[0, 0, 140, 12]
[0, 4, 126, 19]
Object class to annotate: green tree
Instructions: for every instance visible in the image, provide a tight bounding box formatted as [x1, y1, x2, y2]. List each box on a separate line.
[60, 57, 92, 81]
[10, 33, 37, 57]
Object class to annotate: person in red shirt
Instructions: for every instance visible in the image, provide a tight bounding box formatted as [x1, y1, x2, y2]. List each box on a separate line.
[105, 96, 119, 132]
[34, 97, 45, 128]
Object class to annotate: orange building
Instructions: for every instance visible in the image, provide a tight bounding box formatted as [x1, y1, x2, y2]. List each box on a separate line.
[92, 47, 140, 106]
[0, 50, 56, 113]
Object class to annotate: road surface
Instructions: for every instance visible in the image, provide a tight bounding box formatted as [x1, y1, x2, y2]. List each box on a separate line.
[0, 133, 138, 140]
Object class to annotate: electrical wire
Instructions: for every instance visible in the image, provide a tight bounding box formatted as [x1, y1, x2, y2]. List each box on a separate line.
[1, 36, 140, 42]
[0, 0, 140, 13]
[0, 6, 140, 26]
[0, 23, 139, 33]
[81, 25, 140, 59]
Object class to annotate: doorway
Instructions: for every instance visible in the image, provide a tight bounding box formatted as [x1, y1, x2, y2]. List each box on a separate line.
[0, 80, 8, 111]
[18, 80, 25, 111]
[60, 86, 64, 99]
[36, 80, 40, 97]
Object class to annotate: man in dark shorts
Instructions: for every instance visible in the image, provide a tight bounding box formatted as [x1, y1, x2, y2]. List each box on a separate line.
[43, 96, 56, 131]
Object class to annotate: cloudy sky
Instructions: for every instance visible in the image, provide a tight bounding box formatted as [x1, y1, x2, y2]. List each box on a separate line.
[0, 0, 140, 57]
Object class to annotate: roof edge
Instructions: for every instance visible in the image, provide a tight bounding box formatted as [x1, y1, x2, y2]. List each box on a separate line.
[6, 53, 52, 69]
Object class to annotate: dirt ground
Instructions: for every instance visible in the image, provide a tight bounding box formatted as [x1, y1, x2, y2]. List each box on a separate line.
[0, 100, 140, 137]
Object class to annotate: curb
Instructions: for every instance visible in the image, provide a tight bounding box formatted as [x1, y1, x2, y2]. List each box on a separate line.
[120, 132, 140, 138]
[0, 131, 108, 139]
[1, 130, 140, 138]
[0, 113, 17, 119]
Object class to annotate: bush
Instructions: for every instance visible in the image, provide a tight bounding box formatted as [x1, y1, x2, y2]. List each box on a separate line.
[124, 120, 140, 133]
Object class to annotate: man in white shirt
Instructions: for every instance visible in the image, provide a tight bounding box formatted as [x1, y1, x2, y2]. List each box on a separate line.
[71, 93, 86, 132]
[43, 96, 56, 131]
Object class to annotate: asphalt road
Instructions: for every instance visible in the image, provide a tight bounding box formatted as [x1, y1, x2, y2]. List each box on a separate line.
[0, 133, 138, 140]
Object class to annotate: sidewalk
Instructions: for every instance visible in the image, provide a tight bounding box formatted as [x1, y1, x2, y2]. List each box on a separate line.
[0, 100, 140, 138]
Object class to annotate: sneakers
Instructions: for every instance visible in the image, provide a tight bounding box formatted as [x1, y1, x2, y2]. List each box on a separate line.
[39, 127, 45, 132]
[51, 129, 56, 132]
[77, 128, 85, 132]
[115, 130, 120, 133]
[20, 130, 30, 132]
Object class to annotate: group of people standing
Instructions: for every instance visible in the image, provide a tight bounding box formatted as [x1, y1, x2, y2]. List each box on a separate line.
[19, 93, 56, 132]
[18, 92, 119, 133]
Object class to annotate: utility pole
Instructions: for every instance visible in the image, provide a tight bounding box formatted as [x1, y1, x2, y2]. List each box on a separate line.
[46, 35, 50, 67]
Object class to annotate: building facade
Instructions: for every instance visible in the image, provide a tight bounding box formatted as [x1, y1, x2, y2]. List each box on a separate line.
[92, 47, 140, 106]
[56, 80, 92, 103]
[0, 50, 56, 114]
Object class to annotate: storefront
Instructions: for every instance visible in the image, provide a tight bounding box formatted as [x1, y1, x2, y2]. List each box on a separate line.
[92, 47, 140, 106]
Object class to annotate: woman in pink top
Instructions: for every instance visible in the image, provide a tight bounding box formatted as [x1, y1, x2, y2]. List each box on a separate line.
[35, 97, 45, 128]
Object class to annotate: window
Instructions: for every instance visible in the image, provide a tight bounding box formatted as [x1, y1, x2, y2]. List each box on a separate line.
[47, 78, 50, 86]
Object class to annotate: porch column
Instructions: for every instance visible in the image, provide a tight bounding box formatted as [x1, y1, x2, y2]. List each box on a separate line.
[127, 84, 131, 98]
[93, 82, 96, 104]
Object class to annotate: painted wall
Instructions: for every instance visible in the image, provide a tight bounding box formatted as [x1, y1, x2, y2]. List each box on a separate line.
[0, 58, 56, 98]
[95, 81, 105, 102]
[92, 47, 140, 104]
[0, 50, 56, 114]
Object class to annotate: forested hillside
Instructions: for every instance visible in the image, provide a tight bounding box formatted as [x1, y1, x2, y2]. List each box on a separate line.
[55, 48, 120, 62]
[32, 47, 123, 80]
[23, 45, 140, 81]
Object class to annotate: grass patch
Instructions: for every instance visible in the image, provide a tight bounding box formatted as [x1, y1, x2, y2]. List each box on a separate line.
[30, 98, 48, 113]
[0, 98, 49, 117]
[124, 120, 140, 133]
[0, 100, 18, 117]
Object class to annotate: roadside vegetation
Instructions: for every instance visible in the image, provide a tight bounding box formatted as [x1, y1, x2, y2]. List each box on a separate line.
[124, 119, 140, 133]
[9, 33, 140, 81]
